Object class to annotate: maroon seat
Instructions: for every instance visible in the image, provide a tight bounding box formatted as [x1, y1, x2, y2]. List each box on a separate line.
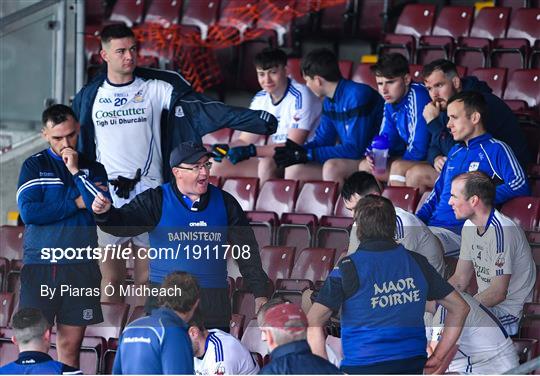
[0, 293, 14, 328]
[506, 8, 540, 48]
[232, 291, 256, 330]
[382, 186, 419, 213]
[416, 190, 432, 214]
[316, 216, 353, 251]
[0, 339, 19, 367]
[0, 226, 24, 260]
[520, 303, 540, 341]
[230, 313, 245, 339]
[409, 64, 424, 82]
[6, 271, 20, 310]
[85, 302, 129, 341]
[109, 0, 145, 27]
[144, 0, 183, 28]
[294, 180, 338, 218]
[253, 0, 296, 47]
[260, 246, 295, 281]
[277, 213, 317, 250]
[351, 63, 377, 91]
[246, 211, 279, 248]
[501, 196, 540, 231]
[216, 0, 259, 41]
[237, 39, 275, 92]
[222, 177, 259, 211]
[503, 69, 540, 117]
[513, 338, 538, 364]
[255, 179, 298, 217]
[471, 68, 507, 97]
[290, 247, 335, 282]
[180, 0, 220, 40]
[318, 0, 354, 37]
[287, 57, 305, 84]
[339, 60, 354, 80]
[334, 195, 353, 218]
[208, 175, 221, 187]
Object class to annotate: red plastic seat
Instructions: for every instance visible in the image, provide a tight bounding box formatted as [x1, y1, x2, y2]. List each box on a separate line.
[216, 0, 258, 41]
[503, 69, 540, 116]
[471, 68, 507, 97]
[180, 0, 220, 40]
[409, 64, 424, 82]
[85, 302, 129, 341]
[506, 8, 540, 47]
[0, 338, 19, 366]
[230, 313, 245, 339]
[290, 247, 335, 282]
[277, 213, 317, 250]
[0, 293, 14, 328]
[334, 195, 353, 218]
[237, 39, 275, 92]
[351, 63, 377, 91]
[339, 60, 354, 80]
[316, 216, 353, 251]
[109, 0, 145, 27]
[255, 179, 298, 217]
[500, 196, 540, 231]
[513, 338, 538, 364]
[144, 0, 183, 28]
[222, 177, 259, 211]
[260, 246, 295, 281]
[287, 57, 305, 84]
[246, 211, 279, 248]
[0, 226, 24, 260]
[253, 0, 296, 47]
[6, 271, 20, 310]
[382, 186, 419, 213]
[294, 180, 338, 218]
[232, 291, 256, 329]
[519, 302, 540, 340]
[318, 0, 354, 37]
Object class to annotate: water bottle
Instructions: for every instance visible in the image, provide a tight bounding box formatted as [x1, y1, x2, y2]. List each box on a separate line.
[370, 135, 389, 175]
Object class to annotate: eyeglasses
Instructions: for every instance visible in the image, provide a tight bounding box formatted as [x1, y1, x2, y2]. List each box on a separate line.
[176, 161, 213, 173]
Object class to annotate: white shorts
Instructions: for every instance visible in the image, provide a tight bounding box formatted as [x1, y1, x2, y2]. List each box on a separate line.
[429, 226, 462, 258]
[489, 305, 520, 336]
[97, 177, 160, 248]
[448, 341, 519, 374]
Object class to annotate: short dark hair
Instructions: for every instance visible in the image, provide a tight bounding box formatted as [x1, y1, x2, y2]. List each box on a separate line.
[422, 59, 458, 80]
[41, 104, 77, 128]
[100, 23, 135, 46]
[301, 48, 341, 82]
[371, 53, 409, 78]
[447, 91, 487, 124]
[187, 309, 205, 331]
[254, 48, 287, 70]
[158, 272, 200, 313]
[453, 171, 495, 207]
[355, 195, 396, 241]
[12, 308, 50, 345]
[342, 172, 382, 201]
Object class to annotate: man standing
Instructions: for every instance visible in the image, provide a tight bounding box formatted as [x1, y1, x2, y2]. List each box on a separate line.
[416, 91, 529, 256]
[307, 195, 468, 374]
[188, 314, 259, 374]
[92, 142, 270, 330]
[273, 48, 384, 186]
[405, 59, 528, 191]
[16, 104, 108, 367]
[113, 272, 199, 374]
[211, 48, 321, 183]
[0, 308, 82, 374]
[73, 24, 277, 303]
[448, 171, 536, 335]
[358, 53, 431, 185]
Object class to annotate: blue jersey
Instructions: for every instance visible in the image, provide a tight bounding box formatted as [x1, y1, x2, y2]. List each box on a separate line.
[113, 307, 194, 374]
[0, 351, 81, 374]
[304, 79, 384, 162]
[16, 148, 109, 264]
[380, 83, 431, 161]
[417, 133, 530, 229]
[317, 241, 453, 367]
[148, 183, 228, 286]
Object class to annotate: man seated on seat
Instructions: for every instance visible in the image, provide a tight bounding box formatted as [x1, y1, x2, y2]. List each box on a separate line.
[358, 53, 431, 186]
[258, 301, 340, 374]
[188, 313, 259, 374]
[273, 48, 384, 187]
[405, 59, 529, 192]
[416, 91, 529, 257]
[211, 48, 321, 184]
[113, 271, 199, 374]
[427, 291, 519, 374]
[0, 308, 82, 375]
[343, 171, 445, 276]
[448, 171, 536, 336]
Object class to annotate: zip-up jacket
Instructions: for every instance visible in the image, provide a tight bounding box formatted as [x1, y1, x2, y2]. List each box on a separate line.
[417, 133, 530, 228]
[380, 83, 431, 161]
[73, 67, 277, 181]
[304, 79, 384, 163]
[426, 76, 529, 169]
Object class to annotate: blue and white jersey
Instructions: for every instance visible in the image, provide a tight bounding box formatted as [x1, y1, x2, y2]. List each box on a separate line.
[0, 351, 82, 374]
[460, 209, 535, 320]
[194, 329, 259, 375]
[380, 83, 431, 161]
[92, 77, 173, 182]
[417, 133, 530, 229]
[249, 78, 321, 144]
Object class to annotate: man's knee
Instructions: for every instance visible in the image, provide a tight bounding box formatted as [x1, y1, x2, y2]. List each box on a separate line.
[405, 164, 433, 187]
[358, 158, 370, 172]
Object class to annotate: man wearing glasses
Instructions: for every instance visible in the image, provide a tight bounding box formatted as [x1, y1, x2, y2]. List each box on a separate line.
[91, 142, 270, 331]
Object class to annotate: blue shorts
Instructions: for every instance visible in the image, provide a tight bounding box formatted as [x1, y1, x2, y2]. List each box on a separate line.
[19, 262, 103, 326]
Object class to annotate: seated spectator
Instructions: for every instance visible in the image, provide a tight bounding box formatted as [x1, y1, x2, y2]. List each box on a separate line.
[113, 272, 200, 374]
[448, 171, 536, 336]
[358, 53, 431, 185]
[273, 48, 384, 187]
[0, 308, 82, 375]
[188, 313, 259, 374]
[343, 171, 445, 276]
[308, 195, 468, 375]
[406, 59, 529, 192]
[258, 301, 340, 374]
[211, 48, 321, 184]
[416, 91, 529, 256]
[427, 291, 519, 374]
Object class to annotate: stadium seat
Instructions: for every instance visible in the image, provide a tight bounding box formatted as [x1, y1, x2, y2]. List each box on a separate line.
[294, 181, 338, 218]
[378, 34, 416, 62]
[334, 195, 353, 218]
[237, 39, 275, 92]
[230, 313, 245, 339]
[0, 257, 8, 291]
[409, 64, 423, 82]
[232, 291, 256, 329]
[109, 0, 145, 27]
[513, 338, 538, 364]
[49, 334, 106, 375]
[255, 179, 298, 217]
[501, 196, 540, 231]
[253, 0, 296, 47]
[416, 6, 474, 65]
[85, 302, 129, 341]
[208, 175, 221, 187]
[471, 68, 507, 97]
[534, 265, 540, 303]
[180, 0, 221, 40]
[506, 8, 540, 48]
[519, 302, 540, 340]
[318, 0, 355, 37]
[6, 271, 20, 310]
[241, 319, 268, 356]
[415, 190, 432, 214]
[290, 247, 335, 282]
[144, 0, 183, 28]
[102, 339, 117, 374]
[0, 293, 14, 328]
[260, 246, 295, 281]
[0, 226, 24, 260]
[287, 57, 305, 84]
[202, 128, 233, 144]
[0, 338, 19, 366]
[215, 0, 258, 41]
[222, 177, 259, 211]
[351, 63, 377, 91]
[277, 213, 317, 250]
[338, 60, 354, 80]
[315, 215, 353, 251]
[381, 186, 419, 213]
[246, 211, 278, 247]
[491, 38, 530, 76]
[85, 0, 108, 25]
[503, 69, 540, 117]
